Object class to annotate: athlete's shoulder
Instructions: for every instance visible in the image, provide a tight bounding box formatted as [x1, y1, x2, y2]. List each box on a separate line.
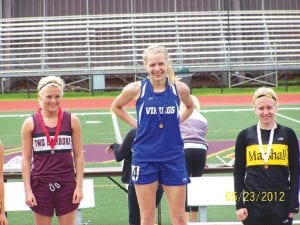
[22, 116, 34, 133]
[277, 123, 298, 138]
[126, 80, 144, 89]
[174, 80, 190, 93]
[122, 81, 142, 99]
[237, 125, 255, 138]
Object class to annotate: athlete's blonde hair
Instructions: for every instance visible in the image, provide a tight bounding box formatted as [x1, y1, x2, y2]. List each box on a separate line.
[37, 76, 65, 96]
[180, 95, 200, 112]
[252, 86, 277, 105]
[143, 44, 176, 85]
[191, 95, 200, 111]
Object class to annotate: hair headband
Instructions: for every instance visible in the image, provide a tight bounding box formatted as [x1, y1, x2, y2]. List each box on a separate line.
[38, 81, 63, 92]
[256, 94, 277, 101]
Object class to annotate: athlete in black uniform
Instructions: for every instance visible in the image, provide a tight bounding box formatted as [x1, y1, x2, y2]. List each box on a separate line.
[234, 87, 299, 225]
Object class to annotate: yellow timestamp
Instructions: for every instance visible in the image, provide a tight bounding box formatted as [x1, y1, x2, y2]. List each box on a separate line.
[225, 191, 285, 202]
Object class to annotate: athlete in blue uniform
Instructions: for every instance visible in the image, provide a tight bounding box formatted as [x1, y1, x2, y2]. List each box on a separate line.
[111, 44, 194, 225]
[106, 128, 164, 225]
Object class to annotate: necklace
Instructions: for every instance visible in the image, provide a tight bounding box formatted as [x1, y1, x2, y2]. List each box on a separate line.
[149, 80, 169, 129]
[157, 106, 165, 128]
[256, 122, 276, 169]
[37, 107, 63, 154]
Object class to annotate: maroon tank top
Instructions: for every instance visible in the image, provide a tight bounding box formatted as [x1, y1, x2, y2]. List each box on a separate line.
[31, 111, 75, 182]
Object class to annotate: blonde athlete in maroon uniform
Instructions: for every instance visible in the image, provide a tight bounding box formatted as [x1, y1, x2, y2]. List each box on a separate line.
[0, 140, 8, 225]
[21, 76, 84, 225]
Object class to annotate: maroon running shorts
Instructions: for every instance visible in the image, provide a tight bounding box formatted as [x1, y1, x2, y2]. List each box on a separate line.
[31, 180, 79, 216]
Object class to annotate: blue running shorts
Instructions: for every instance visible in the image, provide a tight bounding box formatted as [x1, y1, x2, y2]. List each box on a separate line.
[131, 158, 190, 185]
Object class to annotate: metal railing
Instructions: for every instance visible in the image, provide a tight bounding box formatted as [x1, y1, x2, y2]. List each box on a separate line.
[1, 10, 300, 87]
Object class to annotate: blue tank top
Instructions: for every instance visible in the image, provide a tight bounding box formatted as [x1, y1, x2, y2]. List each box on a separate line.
[31, 111, 75, 182]
[132, 79, 184, 163]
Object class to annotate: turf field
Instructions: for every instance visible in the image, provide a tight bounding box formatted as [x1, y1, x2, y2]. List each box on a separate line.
[1, 98, 299, 225]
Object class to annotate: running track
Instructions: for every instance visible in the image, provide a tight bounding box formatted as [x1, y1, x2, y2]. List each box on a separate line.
[2, 93, 299, 164]
[0, 93, 299, 111]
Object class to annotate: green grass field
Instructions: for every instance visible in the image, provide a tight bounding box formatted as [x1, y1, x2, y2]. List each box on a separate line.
[0, 85, 299, 100]
[1, 101, 300, 224]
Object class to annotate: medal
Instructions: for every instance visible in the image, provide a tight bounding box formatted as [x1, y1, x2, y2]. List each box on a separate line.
[257, 123, 275, 169]
[37, 107, 63, 154]
[148, 79, 169, 130]
[264, 164, 268, 169]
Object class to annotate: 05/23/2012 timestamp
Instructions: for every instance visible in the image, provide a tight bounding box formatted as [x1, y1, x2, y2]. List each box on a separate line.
[225, 191, 286, 202]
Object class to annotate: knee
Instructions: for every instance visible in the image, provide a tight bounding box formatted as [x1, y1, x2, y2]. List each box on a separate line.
[172, 213, 186, 225]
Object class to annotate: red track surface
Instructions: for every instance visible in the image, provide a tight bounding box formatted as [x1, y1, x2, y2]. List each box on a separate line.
[0, 93, 299, 111]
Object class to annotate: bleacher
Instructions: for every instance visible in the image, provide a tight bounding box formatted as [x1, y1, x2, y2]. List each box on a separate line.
[1, 10, 300, 87]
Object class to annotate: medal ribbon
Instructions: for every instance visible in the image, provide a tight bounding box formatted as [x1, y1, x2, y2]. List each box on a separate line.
[148, 79, 169, 128]
[157, 104, 166, 128]
[37, 107, 63, 149]
[256, 123, 275, 166]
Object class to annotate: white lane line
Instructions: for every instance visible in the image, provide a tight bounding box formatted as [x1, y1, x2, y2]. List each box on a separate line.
[85, 121, 102, 124]
[111, 111, 123, 144]
[0, 107, 298, 118]
[276, 113, 300, 124]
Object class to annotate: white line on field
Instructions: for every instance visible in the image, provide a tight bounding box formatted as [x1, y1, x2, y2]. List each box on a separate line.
[111, 111, 123, 144]
[0, 107, 298, 118]
[276, 113, 300, 124]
